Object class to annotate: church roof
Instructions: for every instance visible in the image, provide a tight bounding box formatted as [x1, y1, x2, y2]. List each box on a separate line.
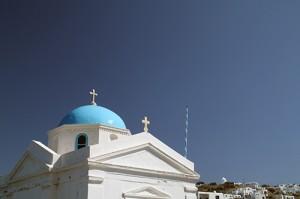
[58, 105, 126, 129]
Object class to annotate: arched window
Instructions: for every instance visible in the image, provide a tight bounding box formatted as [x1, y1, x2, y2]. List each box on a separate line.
[76, 134, 88, 150]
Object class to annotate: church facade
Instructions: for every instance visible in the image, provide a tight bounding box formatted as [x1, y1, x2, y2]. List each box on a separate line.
[0, 90, 199, 199]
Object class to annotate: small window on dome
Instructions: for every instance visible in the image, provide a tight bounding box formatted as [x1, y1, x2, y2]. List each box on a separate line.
[76, 134, 88, 150]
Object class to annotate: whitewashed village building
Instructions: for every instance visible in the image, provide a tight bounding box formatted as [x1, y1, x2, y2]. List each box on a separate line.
[278, 184, 300, 194]
[275, 195, 295, 199]
[198, 191, 224, 199]
[0, 90, 199, 199]
[233, 187, 268, 199]
[198, 191, 241, 199]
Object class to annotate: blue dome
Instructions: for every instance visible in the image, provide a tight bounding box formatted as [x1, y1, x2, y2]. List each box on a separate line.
[59, 105, 126, 129]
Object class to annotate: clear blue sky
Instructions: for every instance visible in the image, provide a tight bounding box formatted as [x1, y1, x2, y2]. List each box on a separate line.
[1, 1, 300, 184]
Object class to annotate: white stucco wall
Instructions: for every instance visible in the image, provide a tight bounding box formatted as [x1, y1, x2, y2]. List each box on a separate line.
[87, 169, 197, 199]
[48, 125, 130, 154]
[0, 165, 89, 199]
[1, 167, 197, 199]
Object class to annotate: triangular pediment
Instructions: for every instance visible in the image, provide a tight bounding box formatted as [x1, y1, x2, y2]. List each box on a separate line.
[9, 152, 49, 181]
[123, 186, 170, 199]
[91, 144, 195, 176]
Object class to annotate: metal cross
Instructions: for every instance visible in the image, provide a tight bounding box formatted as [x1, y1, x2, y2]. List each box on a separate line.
[89, 89, 98, 105]
[142, 116, 150, 133]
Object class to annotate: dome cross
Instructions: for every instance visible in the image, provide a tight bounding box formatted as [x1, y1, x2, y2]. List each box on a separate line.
[142, 116, 150, 133]
[89, 89, 98, 105]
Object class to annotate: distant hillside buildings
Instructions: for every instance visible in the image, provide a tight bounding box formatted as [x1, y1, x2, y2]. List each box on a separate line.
[197, 182, 296, 199]
[278, 184, 300, 194]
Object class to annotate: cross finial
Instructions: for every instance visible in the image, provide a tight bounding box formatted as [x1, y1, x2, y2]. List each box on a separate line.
[89, 89, 98, 105]
[142, 116, 150, 133]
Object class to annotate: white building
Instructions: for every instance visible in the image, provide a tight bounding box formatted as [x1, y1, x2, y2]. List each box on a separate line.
[0, 91, 199, 199]
[279, 184, 300, 194]
[233, 187, 267, 199]
[275, 195, 295, 199]
[233, 187, 256, 197]
[224, 194, 242, 199]
[199, 191, 224, 199]
[198, 192, 241, 199]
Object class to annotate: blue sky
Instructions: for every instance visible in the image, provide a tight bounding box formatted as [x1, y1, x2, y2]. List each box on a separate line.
[1, 1, 300, 184]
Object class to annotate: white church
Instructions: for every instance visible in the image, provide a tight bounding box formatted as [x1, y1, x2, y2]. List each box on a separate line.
[0, 90, 200, 199]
